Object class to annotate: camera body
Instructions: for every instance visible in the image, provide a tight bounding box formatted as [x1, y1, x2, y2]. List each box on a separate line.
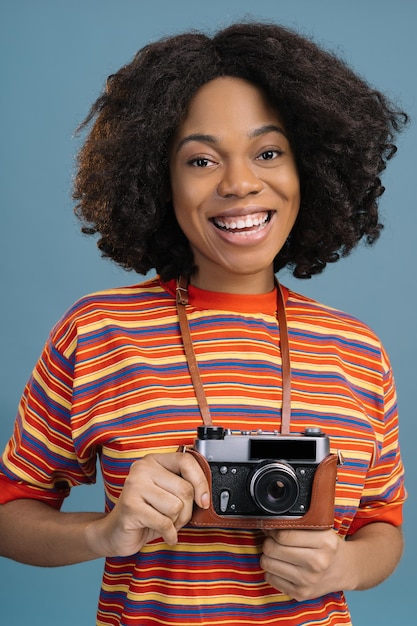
[193, 425, 330, 519]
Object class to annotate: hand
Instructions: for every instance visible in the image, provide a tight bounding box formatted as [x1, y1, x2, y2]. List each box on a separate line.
[260, 528, 347, 601]
[87, 451, 210, 557]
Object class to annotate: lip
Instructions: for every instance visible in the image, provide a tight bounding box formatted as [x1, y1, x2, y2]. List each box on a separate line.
[210, 205, 274, 219]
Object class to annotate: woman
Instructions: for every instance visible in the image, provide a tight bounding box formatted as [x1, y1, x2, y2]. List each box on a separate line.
[0, 22, 407, 625]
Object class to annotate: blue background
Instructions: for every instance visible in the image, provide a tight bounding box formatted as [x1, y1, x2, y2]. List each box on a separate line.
[0, 1, 415, 623]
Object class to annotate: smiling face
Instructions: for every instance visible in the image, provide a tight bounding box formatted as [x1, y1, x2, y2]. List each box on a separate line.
[169, 77, 300, 294]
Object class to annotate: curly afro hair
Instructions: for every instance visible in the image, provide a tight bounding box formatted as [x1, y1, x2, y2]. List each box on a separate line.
[73, 21, 408, 280]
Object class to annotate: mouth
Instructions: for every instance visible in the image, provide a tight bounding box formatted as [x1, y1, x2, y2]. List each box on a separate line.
[210, 211, 273, 234]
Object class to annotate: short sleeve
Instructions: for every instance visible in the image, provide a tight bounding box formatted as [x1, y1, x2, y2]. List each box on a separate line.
[348, 351, 406, 534]
[0, 319, 98, 508]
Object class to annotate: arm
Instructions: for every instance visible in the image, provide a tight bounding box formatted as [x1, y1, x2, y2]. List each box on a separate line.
[0, 451, 210, 567]
[0, 500, 105, 566]
[260, 523, 403, 601]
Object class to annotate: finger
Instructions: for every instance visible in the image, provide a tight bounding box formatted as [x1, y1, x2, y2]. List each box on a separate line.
[127, 461, 194, 526]
[263, 535, 317, 569]
[263, 570, 306, 602]
[267, 529, 331, 549]
[131, 500, 180, 546]
[145, 477, 195, 529]
[107, 492, 180, 549]
[261, 552, 317, 601]
[152, 452, 210, 509]
[264, 569, 297, 596]
[263, 562, 324, 603]
[123, 459, 194, 537]
[260, 550, 301, 585]
[263, 533, 338, 576]
[178, 452, 211, 509]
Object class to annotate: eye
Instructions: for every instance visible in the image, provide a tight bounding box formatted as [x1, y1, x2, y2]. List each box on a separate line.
[188, 157, 215, 168]
[257, 149, 283, 161]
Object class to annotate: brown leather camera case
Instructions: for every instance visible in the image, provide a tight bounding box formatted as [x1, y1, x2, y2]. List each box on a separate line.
[186, 447, 338, 530]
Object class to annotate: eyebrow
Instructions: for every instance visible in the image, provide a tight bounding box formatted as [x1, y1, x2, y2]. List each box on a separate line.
[175, 124, 287, 153]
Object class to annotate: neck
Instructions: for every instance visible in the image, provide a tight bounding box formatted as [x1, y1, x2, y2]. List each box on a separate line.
[189, 269, 276, 295]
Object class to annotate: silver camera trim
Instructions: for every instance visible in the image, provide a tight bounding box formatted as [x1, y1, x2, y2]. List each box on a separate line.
[194, 428, 330, 463]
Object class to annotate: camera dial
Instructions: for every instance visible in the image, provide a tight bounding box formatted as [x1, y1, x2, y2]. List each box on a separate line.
[197, 426, 225, 440]
[304, 427, 325, 437]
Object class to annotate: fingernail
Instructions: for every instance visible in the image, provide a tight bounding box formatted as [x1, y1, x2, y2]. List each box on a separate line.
[201, 492, 210, 509]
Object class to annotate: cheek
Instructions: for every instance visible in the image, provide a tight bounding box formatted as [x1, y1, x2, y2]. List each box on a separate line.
[280, 169, 300, 198]
[171, 191, 200, 243]
[172, 190, 192, 228]
[291, 175, 301, 202]
[171, 179, 206, 225]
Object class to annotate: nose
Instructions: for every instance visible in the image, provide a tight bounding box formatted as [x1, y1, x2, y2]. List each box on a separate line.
[217, 159, 263, 198]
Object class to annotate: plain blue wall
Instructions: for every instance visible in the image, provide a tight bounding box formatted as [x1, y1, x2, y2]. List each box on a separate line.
[1, 1, 415, 623]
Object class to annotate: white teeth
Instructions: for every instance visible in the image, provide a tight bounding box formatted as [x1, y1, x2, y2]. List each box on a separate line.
[213, 212, 269, 231]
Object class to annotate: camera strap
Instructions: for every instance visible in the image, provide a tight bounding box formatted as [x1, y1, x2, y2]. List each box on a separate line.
[175, 275, 292, 435]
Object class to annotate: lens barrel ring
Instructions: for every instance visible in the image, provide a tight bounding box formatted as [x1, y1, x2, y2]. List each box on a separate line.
[249, 461, 299, 515]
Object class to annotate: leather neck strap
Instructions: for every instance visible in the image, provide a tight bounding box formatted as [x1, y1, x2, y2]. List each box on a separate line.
[175, 275, 292, 435]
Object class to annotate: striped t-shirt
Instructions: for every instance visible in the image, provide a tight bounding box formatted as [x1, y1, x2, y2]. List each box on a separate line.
[0, 277, 405, 625]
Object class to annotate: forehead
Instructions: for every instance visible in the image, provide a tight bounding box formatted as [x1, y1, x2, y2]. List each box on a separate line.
[177, 76, 285, 135]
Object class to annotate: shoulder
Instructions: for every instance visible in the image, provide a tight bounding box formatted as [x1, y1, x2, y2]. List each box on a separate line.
[48, 276, 172, 352]
[284, 286, 384, 354]
[60, 276, 168, 317]
[284, 287, 395, 381]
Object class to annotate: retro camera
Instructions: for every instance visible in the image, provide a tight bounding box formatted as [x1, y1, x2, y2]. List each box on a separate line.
[193, 425, 331, 519]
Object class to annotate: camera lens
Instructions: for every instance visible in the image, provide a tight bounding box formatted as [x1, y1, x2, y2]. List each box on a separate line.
[249, 463, 299, 515]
